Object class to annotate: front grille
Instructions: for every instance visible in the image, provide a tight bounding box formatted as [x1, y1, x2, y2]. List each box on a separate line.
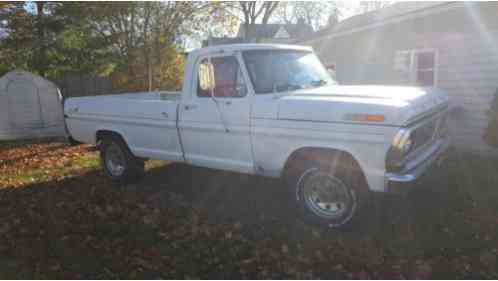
[387, 111, 448, 173]
[411, 119, 437, 151]
[436, 114, 449, 138]
[411, 112, 447, 151]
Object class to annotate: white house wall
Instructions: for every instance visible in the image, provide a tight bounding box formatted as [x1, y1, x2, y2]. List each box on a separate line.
[304, 3, 498, 153]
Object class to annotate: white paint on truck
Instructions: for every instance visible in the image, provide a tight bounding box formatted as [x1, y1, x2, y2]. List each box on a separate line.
[65, 43, 450, 228]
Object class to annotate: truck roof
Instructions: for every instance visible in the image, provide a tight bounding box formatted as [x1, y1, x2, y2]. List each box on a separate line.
[188, 43, 313, 57]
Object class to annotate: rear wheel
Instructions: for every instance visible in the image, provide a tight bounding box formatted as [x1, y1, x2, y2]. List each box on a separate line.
[99, 135, 144, 184]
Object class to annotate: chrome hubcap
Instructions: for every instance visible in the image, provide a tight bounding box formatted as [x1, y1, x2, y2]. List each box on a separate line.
[105, 143, 126, 176]
[301, 170, 354, 220]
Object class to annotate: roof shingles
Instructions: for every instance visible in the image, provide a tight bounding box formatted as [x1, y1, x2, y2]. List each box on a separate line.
[237, 23, 314, 41]
[310, 1, 452, 40]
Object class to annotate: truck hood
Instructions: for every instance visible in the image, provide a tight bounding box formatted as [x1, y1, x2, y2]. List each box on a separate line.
[277, 85, 449, 126]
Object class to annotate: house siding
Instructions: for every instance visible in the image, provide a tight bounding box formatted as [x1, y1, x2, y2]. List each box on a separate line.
[304, 2, 498, 153]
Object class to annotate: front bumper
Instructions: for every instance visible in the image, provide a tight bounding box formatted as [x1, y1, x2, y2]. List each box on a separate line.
[385, 137, 450, 193]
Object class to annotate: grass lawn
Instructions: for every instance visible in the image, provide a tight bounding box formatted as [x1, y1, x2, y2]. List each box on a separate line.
[0, 141, 497, 279]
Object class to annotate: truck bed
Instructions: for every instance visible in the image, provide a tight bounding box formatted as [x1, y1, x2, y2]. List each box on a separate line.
[113, 91, 181, 101]
[64, 90, 184, 161]
[65, 91, 181, 120]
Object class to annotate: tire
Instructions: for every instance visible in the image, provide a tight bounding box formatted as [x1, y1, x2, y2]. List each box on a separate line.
[287, 154, 370, 230]
[99, 135, 144, 184]
[67, 136, 81, 146]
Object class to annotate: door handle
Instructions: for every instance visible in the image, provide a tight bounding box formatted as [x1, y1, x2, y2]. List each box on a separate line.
[184, 104, 197, 110]
[161, 112, 169, 118]
[224, 101, 232, 106]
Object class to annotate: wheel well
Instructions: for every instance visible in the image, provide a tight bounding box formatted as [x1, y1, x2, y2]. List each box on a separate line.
[282, 147, 367, 187]
[95, 130, 145, 161]
[96, 130, 124, 145]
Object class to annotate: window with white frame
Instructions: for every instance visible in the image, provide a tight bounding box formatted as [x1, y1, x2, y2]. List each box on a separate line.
[394, 49, 438, 87]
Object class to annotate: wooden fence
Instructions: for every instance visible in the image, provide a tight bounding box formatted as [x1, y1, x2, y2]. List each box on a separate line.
[54, 74, 116, 98]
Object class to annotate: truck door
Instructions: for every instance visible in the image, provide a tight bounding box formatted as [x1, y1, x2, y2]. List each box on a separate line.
[179, 53, 254, 174]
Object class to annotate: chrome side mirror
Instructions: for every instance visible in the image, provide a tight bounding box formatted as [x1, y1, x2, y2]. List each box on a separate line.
[199, 62, 215, 92]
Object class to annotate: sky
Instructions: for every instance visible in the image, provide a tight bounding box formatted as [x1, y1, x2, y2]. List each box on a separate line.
[339, 0, 363, 20]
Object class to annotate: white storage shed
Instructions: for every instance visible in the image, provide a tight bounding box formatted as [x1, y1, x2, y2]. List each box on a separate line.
[0, 71, 66, 140]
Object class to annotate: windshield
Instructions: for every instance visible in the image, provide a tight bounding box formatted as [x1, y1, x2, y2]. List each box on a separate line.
[242, 49, 336, 94]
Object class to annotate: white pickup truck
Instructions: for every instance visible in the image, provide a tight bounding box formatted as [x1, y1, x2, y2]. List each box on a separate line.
[65, 44, 450, 229]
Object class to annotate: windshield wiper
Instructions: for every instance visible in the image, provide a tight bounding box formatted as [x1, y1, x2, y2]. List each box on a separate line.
[273, 83, 303, 93]
[308, 79, 329, 87]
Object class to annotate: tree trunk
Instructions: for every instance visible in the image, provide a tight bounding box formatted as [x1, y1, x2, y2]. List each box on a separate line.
[143, 3, 152, 91]
[35, 2, 46, 77]
[261, 2, 278, 24]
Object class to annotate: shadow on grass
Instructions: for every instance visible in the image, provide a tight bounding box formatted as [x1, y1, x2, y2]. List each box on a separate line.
[1, 148, 498, 278]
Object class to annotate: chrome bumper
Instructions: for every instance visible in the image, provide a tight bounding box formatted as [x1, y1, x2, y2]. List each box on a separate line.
[385, 137, 450, 190]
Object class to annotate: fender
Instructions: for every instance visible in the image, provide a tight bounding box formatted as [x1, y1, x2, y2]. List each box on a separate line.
[94, 126, 130, 147]
[281, 144, 365, 173]
[273, 141, 387, 192]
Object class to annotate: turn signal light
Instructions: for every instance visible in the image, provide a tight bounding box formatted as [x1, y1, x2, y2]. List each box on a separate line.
[345, 114, 386, 122]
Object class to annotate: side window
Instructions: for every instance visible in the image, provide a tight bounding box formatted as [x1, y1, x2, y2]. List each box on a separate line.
[197, 56, 247, 98]
[394, 49, 437, 87]
[415, 51, 436, 87]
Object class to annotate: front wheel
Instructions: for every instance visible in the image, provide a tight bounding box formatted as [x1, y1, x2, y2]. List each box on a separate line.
[290, 158, 370, 230]
[99, 135, 144, 184]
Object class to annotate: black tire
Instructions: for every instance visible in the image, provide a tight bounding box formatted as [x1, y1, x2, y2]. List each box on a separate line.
[287, 153, 370, 230]
[67, 136, 82, 146]
[99, 135, 144, 184]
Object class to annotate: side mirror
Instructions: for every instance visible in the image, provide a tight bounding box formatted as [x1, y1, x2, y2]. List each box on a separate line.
[199, 62, 215, 92]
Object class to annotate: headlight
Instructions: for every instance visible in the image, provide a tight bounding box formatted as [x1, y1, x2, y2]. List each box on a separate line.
[386, 128, 413, 171]
[393, 128, 413, 153]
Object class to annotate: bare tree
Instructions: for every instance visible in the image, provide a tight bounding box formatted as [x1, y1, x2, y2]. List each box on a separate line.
[239, 1, 279, 25]
[237, 2, 279, 39]
[274, 2, 342, 31]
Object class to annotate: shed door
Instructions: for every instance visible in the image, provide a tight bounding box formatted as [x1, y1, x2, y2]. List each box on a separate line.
[7, 80, 43, 129]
